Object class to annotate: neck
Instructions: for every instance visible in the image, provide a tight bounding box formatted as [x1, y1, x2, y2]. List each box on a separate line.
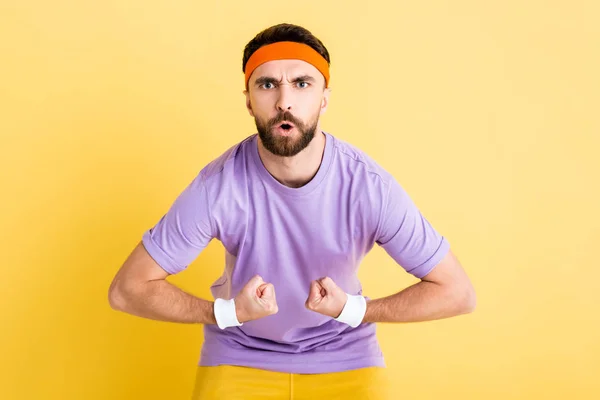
[257, 128, 326, 189]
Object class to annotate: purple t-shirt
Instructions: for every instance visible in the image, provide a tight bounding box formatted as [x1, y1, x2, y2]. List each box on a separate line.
[141, 131, 450, 373]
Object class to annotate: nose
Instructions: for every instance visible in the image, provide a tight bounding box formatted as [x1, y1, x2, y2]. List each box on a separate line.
[275, 85, 293, 112]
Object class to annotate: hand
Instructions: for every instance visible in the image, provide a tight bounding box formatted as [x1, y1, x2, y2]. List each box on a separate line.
[305, 276, 347, 318]
[234, 275, 278, 323]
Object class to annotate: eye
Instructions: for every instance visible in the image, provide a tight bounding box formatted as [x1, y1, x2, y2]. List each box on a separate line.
[297, 81, 310, 89]
[261, 82, 275, 89]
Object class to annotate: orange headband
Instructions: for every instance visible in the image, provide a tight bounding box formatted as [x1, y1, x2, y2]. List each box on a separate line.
[244, 41, 330, 90]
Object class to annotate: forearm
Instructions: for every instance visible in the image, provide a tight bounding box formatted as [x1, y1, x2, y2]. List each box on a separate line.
[362, 280, 475, 323]
[110, 279, 217, 325]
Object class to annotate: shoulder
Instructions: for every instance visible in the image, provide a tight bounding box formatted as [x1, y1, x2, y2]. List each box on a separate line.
[198, 134, 255, 182]
[176, 134, 254, 202]
[329, 133, 395, 188]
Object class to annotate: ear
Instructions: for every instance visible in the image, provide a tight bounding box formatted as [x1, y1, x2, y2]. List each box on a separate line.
[243, 89, 254, 117]
[319, 87, 331, 116]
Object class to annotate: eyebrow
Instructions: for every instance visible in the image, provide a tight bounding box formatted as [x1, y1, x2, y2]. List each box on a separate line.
[254, 75, 316, 87]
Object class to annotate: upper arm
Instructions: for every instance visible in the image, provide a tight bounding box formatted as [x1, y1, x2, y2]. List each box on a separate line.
[112, 240, 169, 286]
[375, 176, 451, 279]
[138, 175, 214, 275]
[421, 249, 476, 310]
[108, 174, 214, 306]
[108, 241, 169, 307]
[421, 249, 471, 287]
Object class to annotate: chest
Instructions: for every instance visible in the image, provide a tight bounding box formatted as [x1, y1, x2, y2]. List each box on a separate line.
[210, 178, 381, 296]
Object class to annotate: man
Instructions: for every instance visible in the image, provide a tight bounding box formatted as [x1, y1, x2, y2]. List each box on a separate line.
[108, 23, 476, 399]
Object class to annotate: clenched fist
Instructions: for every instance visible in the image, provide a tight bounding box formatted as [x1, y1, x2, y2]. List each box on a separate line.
[234, 275, 278, 323]
[305, 276, 347, 318]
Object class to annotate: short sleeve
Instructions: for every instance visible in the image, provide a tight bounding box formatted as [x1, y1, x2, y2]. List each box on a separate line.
[375, 177, 450, 279]
[141, 175, 214, 275]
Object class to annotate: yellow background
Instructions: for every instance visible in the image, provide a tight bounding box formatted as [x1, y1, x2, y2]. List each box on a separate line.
[1, 1, 599, 399]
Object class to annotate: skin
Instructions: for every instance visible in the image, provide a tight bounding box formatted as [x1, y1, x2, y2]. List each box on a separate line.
[244, 59, 331, 188]
[107, 57, 476, 328]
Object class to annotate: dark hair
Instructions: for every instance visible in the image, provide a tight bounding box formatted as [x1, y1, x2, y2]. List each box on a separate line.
[242, 23, 331, 74]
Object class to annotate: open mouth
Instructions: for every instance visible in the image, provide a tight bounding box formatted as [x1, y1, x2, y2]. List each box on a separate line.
[275, 121, 296, 134]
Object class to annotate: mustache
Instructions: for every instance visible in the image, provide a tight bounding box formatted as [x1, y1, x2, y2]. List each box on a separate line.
[268, 111, 301, 127]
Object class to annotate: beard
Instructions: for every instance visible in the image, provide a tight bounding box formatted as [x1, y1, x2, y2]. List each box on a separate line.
[255, 110, 319, 157]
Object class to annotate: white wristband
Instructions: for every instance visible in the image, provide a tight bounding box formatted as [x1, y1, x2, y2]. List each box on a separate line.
[214, 298, 243, 330]
[335, 293, 367, 328]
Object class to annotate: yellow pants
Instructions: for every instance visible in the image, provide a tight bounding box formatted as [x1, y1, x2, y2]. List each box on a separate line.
[191, 365, 393, 400]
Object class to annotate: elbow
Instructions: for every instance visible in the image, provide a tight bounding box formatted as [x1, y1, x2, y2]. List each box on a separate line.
[460, 284, 477, 314]
[108, 281, 128, 312]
